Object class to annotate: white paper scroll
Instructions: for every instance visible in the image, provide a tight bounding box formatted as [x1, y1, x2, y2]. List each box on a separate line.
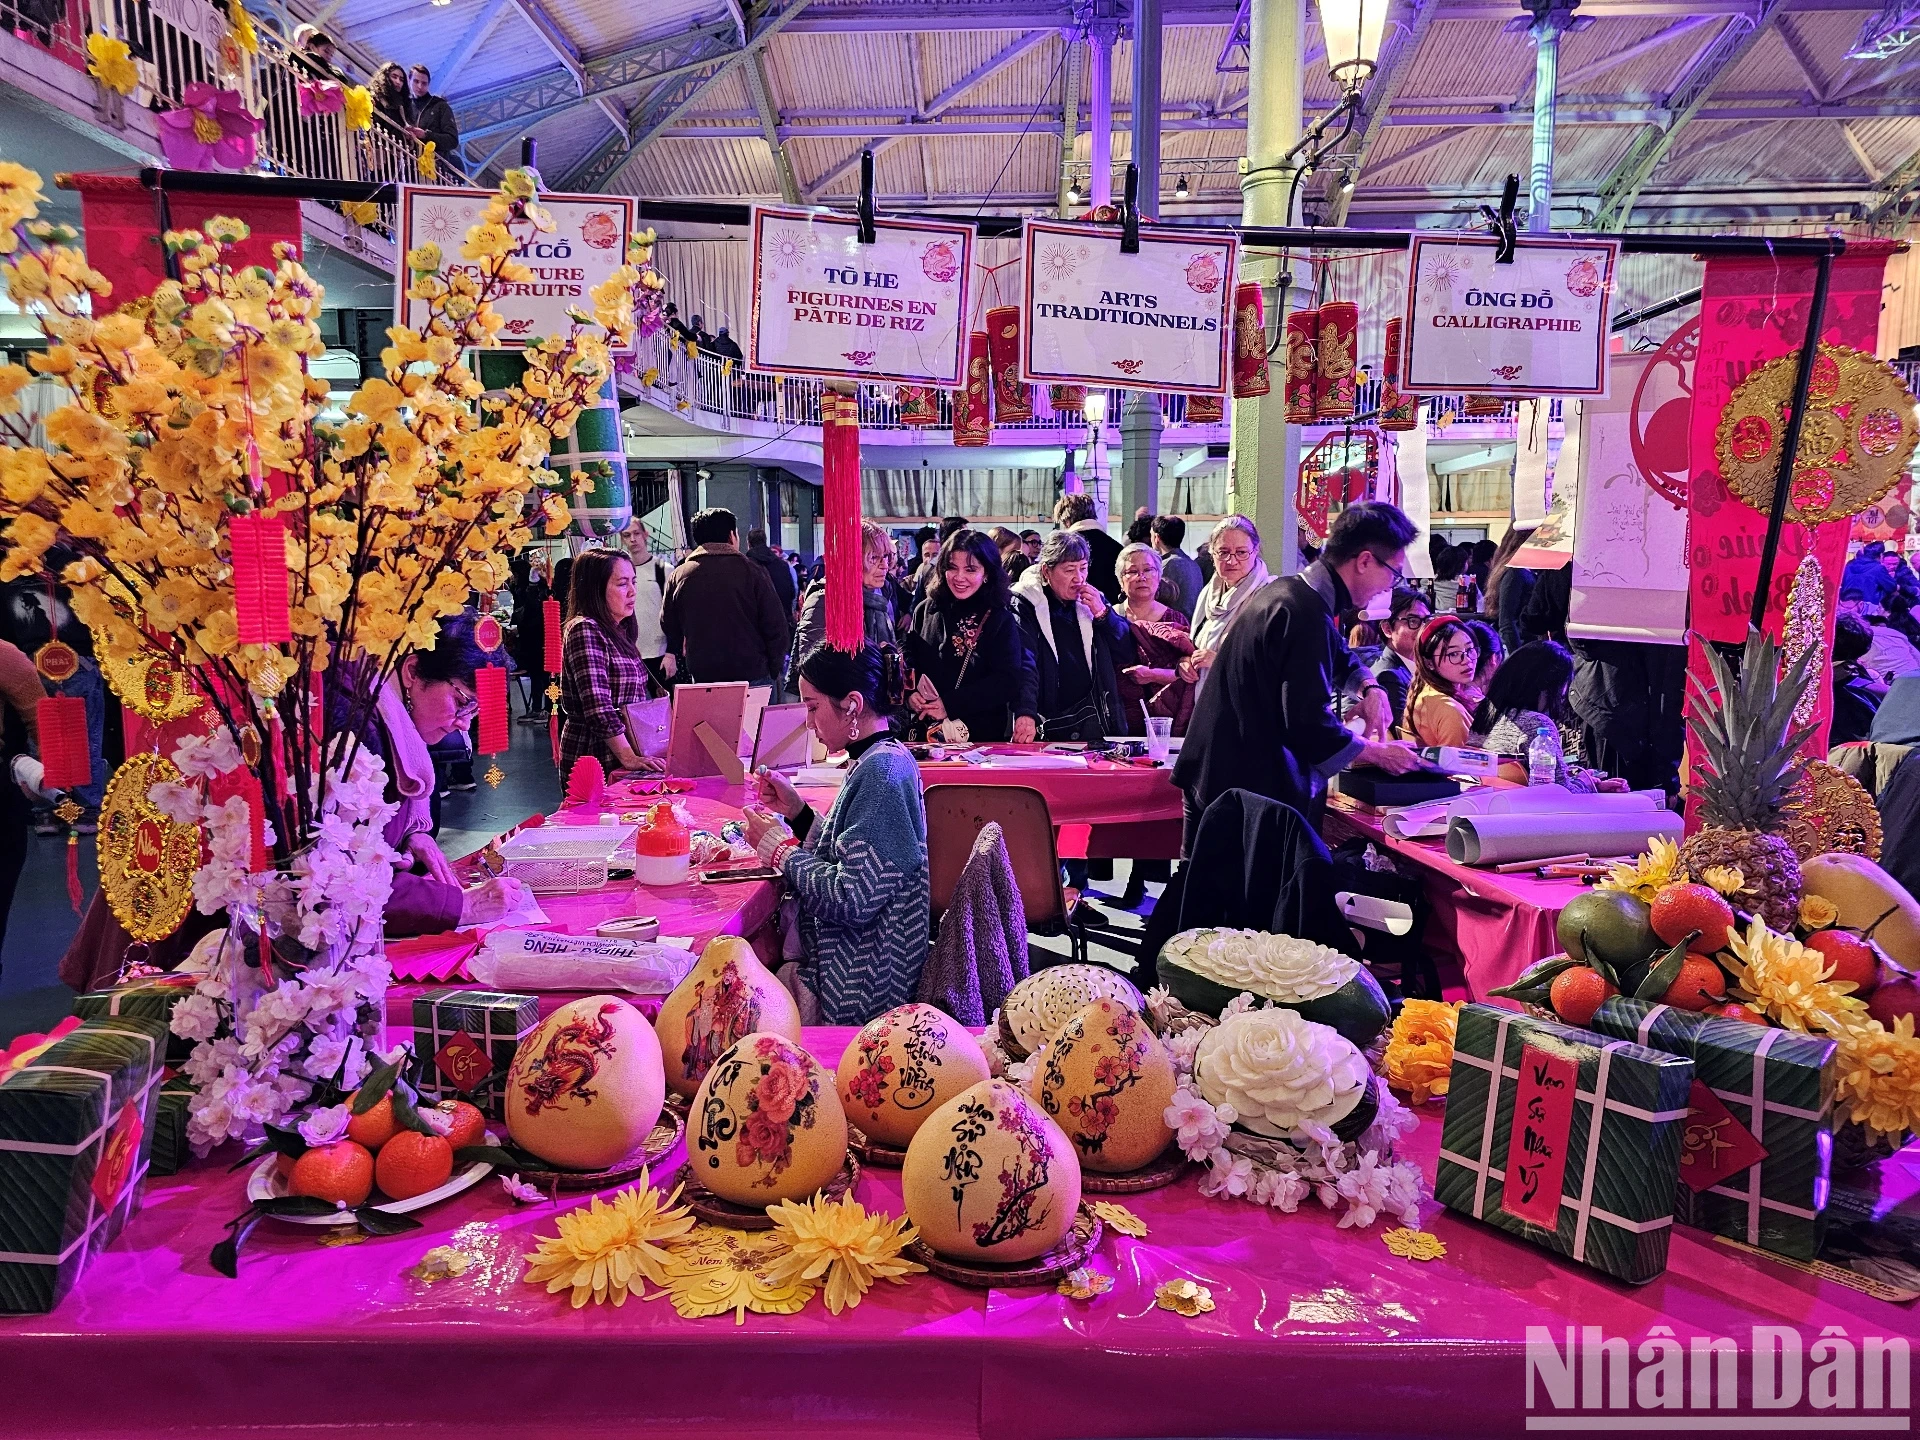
[1446, 809, 1684, 866]
[1397, 409, 1435, 580]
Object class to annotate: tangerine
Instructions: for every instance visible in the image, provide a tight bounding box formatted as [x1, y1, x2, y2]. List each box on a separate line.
[289, 1141, 374, 1206]
[1660, 955, 1728, 1012]
[1549, 966, 1617, 1027]
[1649, 884, 1735, 954]
[1805, 931, 1880, 992]
[346, 1092, 398, 1151]
[1707, 1002, 1768, 1026]
[375, 1130, 454, 1201]
[431, 1100, 486, 1150]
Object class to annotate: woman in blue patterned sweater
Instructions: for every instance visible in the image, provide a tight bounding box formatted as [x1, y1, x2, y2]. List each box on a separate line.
[742, 643, 929, 1024]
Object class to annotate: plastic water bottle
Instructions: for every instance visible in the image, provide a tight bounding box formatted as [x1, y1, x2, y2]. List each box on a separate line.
[1527, 727, 1560, 787]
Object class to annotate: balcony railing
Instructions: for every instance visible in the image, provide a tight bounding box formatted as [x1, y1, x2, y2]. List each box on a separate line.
[13, 0, 465, 229]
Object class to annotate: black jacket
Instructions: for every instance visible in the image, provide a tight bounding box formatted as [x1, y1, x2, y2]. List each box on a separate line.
[1010, 573, 1135, 738]
[1522, 562, 1571, 646]
[1173, 561, 1363, 823]
[1070, 523, 1125, 604]
[905, 600, 1035, 742]
[1567, 637, 1688, 794]
[661, 548, 791, 684]
[1877, 748, 1920, 904]
[1495, 566, 1537, 656]
[747, 543, 797, 616]
[408, 92, 461, 158]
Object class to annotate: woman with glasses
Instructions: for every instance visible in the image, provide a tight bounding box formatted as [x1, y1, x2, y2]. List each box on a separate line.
[1179, 514, 1269, 695]
[559, 547, 666, 782]
[1401, 616, 1480, 749]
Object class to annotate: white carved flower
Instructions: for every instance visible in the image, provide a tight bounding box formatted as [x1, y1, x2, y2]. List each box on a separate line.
[1193, 1008, 1370, 1141]
[1164, 928, 1360, 1004]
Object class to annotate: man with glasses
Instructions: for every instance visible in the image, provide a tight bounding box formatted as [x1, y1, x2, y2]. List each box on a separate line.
[1173, 502, 1425, 851]
[1371, 589, 1431, 733]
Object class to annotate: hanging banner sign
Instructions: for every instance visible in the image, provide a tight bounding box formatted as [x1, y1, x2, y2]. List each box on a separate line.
[1019, 219, 1236, 396]
[394, 185, 636, 351]
[748, 206, 973, 385]
[1401, 235, 1618, 398]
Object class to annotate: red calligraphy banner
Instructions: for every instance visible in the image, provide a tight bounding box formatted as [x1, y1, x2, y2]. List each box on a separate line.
[1501, 1041, 1579, 1229]
[1684, 242, 1895, 768]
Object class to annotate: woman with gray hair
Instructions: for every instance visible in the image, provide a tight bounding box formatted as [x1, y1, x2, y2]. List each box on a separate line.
[1010, 529, 1136, 740]
[1114, 542, 1197, 735]
[1181, 513, 1270, 695]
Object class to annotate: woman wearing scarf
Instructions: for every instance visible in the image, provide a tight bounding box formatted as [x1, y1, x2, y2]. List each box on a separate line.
[905, 528, 1036, 743]
[1010, 530, 1136, 741]
[1179, 514, 1270, 696]
[793, 521, 902, 670]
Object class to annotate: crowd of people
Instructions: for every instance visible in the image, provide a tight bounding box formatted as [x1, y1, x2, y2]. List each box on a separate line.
[292, 26, 461, 170]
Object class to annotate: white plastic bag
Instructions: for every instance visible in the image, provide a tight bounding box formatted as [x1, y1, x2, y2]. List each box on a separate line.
[468, 928, 697, 995]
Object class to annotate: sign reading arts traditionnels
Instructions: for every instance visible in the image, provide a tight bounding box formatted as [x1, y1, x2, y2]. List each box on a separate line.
[1019, 219, 1236, 396]
[1401, 235, 1618, 398]
[748, 206, 973, 385]
[394, 186, 637, 351]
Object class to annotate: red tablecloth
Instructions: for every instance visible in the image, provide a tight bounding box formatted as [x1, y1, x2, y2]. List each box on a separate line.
[6, 1026, 1915, 1439]
[1324, 799, 1586, 999]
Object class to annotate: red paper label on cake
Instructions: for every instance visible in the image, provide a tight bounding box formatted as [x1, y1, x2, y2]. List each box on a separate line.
[435, 1030, 494, 1093]
[1501, 1042, 1578, 1228]
[1677, 1079, 1769, 1193]
[91, 1101, 145, 1210]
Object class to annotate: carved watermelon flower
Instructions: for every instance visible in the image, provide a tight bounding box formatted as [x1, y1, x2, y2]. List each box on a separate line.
[158, 85, 262, 172]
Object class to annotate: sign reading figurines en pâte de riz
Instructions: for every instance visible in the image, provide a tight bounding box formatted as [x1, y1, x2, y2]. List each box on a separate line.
[1019, 219, 1237, 396]
[395, 185, 637, 351]
[1401, 235, 1618, 398]
[748, 206, 973, 386]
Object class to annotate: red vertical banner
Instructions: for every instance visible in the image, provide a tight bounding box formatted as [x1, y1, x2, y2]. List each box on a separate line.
[475, 665, 509, 755]
[821, 390, 865, 652]
[1684, 242, 1896, 769]
[1231, 282, 1271, 399]
[953, 331, 992, 447]
[68, 174, 303, 309]
[1501, 1042, 1579, 1229]
[1284, 309, 1318, 422]
[229, 512, 292, 645]
[985, 305, 1033, 422]
[37, 695, 93, 790]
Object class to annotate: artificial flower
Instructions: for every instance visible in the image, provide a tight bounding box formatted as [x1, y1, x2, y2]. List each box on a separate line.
[658, 1224, 815, 1323]
[1383, 999, 1460, 1105]
[418, 142, 438, 181]
[1797, 895, 1839, 931]
[521, 1170, 694, 1308]
[1382, 1227, 1446, 1261]
[296, 1102, 351, 1146]
[1831, 1014, 1920, 1144]
[1154, 1279, 1215, 1316]
[226, 0, 257, 55]
[86, 33, 139, 96]
[762, 1194, 925, 1315]
[1597, 835, 1684, 903]
[342, 86, 373, 131]
[298, 81, 345, 118]
[1089, 1200, 1147, 1237]
[501, 1173, 542, 1204]
[1701, 866, 1747, 898]
[156, 84, 262, 172]
[1726, 916, 1866, 1035]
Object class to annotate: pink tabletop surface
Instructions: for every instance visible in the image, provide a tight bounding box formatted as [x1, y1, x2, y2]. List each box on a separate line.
[6, 1027, 1916, 1439]
[1325, 800, 1584, 999]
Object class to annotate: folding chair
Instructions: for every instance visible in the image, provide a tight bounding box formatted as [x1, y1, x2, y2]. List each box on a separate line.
[924, 784, 1136, 967]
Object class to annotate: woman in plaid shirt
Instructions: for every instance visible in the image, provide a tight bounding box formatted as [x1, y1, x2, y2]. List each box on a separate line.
[559, 547, 664, 779]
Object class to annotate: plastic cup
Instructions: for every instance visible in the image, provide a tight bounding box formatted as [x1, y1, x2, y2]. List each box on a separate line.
[1144, 715, 1172, 761]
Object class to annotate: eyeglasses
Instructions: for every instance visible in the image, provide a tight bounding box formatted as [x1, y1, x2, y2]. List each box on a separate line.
[1374, 552, 1407, 588]
[449, 683, 480, 718]
[1438, 647, 1476, 666]
[1213, 547, 1254, 563]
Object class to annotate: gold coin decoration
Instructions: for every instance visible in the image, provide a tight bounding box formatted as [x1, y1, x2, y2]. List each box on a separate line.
[1781, 760, 1882, 863]
[98, 753, 201, 942]
[101, 646, 205, 723]
[1715, 344, 1919, 525]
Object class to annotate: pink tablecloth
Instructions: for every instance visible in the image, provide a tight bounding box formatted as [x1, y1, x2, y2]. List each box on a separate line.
[1324, 800, 1584, 999]
[913, 750, 1183, 860]
[6, 1026, 1916, 1439]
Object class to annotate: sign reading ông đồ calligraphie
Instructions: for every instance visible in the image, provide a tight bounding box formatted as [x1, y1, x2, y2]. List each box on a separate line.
[1402, 235, 1618, 398]
[1019, 219, 1236, 396]
[748, 206, 973, 386]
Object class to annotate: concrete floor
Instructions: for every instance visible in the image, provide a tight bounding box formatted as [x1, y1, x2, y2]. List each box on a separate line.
[0, 716, 1154, 1044]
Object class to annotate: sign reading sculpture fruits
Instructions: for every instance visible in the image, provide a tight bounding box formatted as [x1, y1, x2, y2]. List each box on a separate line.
[1401, 235, 1618, 398]
[748, 205, 973, 385]
[1020, 220, 1237, 396]
[395, 185, 637, 350]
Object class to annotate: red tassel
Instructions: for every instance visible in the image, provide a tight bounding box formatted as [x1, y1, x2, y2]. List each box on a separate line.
[38, 694, 93, 790]
[475, 664, 509, 754]
[549, 710, 560, 771]
[542, 597, 564, 671]
[229, 512, 293, 645]
[235, 768, 270, 873]
[67, 834, 83, 915]
[822, 391, 865, 652]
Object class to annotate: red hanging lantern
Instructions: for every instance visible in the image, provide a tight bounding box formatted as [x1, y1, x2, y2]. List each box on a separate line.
[1284, 309, 1318, 423]
[38, 694, 93, 791]
[953, 331, 992, 447]
[229, 512, 292, 645]
[897, 385, 939, 425]
[985, 305, 1032, 422]
[1315, 301, 1359, 420]
[1049, 385, 1087, 414]
[1463, 394, 1508, 418]
[1378, 317, 1418, 432]
[1231, 282, 1271, 400]
[821, 390, 866, 651]
[1185, 393, 1224, 424]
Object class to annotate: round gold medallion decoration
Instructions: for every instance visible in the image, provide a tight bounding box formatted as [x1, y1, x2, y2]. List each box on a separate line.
[98, 754, 202, 942]
[1781, 761, 1881, 863]
[1715, 344, 1919, 526]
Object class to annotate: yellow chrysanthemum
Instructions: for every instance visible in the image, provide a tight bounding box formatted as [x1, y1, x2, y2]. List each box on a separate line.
[1798, 895, 1839, 931]
[1725, 917, 1866, 1034]
[1700, 866, 1746, 898]
[342, 86, 372, 131]
[762, 1194, 926, 1315]
[1384, 998, 1461, 1105]
[1832, 1014, 1920, 1144]
[86, 33, 139, 96]
[521, 1170, 694, 1309]
[1597, 835, 1684, 904]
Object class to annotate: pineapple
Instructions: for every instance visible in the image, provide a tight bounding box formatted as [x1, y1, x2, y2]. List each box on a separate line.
[1680, 626, 1819, 932]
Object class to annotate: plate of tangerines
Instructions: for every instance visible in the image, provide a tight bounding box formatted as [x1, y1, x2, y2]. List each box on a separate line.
[215, 1054, 497, 1274]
